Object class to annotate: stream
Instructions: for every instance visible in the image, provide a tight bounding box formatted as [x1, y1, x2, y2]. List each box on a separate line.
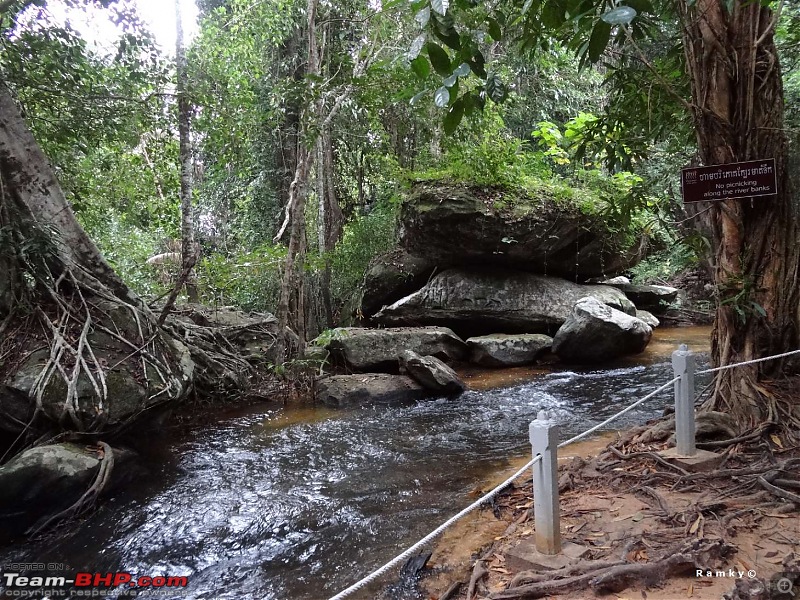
[0, 327, 711, 600]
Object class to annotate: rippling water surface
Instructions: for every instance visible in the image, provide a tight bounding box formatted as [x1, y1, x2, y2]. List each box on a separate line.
[0, 327, 711, 600]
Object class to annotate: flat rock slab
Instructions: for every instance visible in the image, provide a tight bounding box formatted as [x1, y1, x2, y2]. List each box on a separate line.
[505, 540, 590, 572]
[374, 268, 636, 337]
[658, 448, 725, 473]
[315, 374, 431, 408]
[467, 333, 553, 367]
[604, 282, 679, 312]
[318, 326, 468, 373]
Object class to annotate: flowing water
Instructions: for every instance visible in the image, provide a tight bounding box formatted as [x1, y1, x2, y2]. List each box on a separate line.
[0, 327, 711, 600]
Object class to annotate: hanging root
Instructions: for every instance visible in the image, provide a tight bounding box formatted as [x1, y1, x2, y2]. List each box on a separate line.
[26, 441, 115, 536]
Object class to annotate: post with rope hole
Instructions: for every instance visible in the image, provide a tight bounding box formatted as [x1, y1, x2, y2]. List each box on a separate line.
[530, 410, 561, 555]
[672, 344, 696, 456]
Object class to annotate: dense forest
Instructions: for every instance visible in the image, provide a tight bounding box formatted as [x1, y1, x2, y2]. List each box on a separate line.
[1, 0, 800, 446]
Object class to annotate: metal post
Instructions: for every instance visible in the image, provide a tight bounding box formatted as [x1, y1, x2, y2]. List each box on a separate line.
[530, 410, 561, 555]
[672, 344, 696, 456]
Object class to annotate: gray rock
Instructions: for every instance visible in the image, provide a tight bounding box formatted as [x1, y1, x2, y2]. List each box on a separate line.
[0, 444, 100, 540]
[467, 334, 553, 367]
[552, 297, 652, 363]
[361, 249, 436, 317]
[314, 326, 468, 372]
[635, 309, 660, 328]
[399, 350, 466, 393]
[400, 182, 646, 279]
[600, 276, 631, 285]
[604, 282, 679, 313]
[373, 268, 636, 337]
[315, 374, 430, 407]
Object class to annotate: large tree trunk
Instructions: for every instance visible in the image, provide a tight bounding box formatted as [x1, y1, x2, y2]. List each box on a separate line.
[679, 1, 800, 428]
[176, 0, 198, 303]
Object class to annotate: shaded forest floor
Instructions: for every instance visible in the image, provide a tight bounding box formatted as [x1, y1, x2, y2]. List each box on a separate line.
[420, 416, 800, 600]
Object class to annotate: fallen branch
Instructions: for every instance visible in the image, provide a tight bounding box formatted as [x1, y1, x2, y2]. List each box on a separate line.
[758, 476, 800, 504]
[467, 560, 488, 600]
[607, 445, 690, 476]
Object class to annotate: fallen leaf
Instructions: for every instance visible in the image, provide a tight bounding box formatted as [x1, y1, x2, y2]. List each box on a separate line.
[689, 515, 702, 535]
[491, 567, 511, 574]
[687, 583, 693, 597]
[770, 434, 784, 449]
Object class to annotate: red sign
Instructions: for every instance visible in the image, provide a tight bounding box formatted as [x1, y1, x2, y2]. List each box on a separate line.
[681, 158, 777, 203]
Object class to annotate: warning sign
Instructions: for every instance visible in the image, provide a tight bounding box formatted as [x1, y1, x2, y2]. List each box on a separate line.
[681, 158, 777, 203]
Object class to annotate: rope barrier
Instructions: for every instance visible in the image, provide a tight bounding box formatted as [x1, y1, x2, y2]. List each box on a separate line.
[696, 347, 800, 375]
[327, 374, 680, 600]
[328, 345, 800, 600]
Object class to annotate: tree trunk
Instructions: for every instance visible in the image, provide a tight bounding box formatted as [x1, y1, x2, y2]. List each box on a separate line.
[679, 1, 800, 428]
[176, 0, 198, 303]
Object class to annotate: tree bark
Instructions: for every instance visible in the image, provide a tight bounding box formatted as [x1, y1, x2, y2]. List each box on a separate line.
[679, 1, 800, 427]
[176, 0, 198, 303]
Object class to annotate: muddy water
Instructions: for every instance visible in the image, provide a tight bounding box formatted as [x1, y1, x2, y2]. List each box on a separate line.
[0, 327, 711, 600]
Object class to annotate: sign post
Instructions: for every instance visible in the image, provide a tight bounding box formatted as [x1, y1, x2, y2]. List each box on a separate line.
[681, 158, 777, 204]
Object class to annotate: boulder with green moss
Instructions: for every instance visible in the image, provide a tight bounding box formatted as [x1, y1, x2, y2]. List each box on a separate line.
[399, 181, 646, 279]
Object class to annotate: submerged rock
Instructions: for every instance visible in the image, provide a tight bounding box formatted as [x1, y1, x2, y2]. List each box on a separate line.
[315, 374, 430, 407]
[552, 297, 652, 363]
[373, 268, 636, 337]
[399, 350, 466, 394]
[467, 334, 553, 367]
[316, 326, 468, 373]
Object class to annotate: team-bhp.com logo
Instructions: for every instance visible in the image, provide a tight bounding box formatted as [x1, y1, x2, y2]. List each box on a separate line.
[2, 571, 188, 597]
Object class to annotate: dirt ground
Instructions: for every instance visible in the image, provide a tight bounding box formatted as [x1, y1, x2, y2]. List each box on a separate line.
[419, 427, 800, 600]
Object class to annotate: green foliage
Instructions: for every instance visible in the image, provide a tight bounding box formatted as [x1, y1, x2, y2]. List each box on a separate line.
[196, 245, 286, 311]
[329, 203, 400, 304]
[630, 241, 698, 284]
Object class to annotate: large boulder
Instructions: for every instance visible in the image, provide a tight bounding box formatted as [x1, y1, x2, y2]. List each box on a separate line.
[399, 182, 646, 280]
[399, 350, 466, 393]
[0, 443, 131, 541]
[317, 326, 468, 372]
[361, 248, 436, 317]
[602, 282, 679, 313]
[373, 268, 636, 337]
[467, 334, 553, 367]
[552, 297, 652, 363]
[315, 374, 430, 407]
[635, 309, 660, 328]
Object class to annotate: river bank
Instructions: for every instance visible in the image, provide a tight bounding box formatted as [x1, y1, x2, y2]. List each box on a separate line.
[418, 400, 800, 600]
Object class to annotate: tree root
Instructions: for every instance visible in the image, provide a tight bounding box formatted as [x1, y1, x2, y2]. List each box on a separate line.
[26, 441, 115, 536]
[490, 539, 735, 600]
[467, 560, 488, 600]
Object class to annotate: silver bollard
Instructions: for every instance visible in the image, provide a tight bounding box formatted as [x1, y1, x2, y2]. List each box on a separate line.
[672, 344, 696, 456]
[530, 411, 561, 555]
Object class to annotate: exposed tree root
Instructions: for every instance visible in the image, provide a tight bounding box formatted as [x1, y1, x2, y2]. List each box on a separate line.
[26, 441, 115, 536]
[490, 540, 735, 600]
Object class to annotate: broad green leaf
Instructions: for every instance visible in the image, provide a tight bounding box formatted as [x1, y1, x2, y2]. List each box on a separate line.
[601, 6, 637, 24]
[467, 49, 487, 78]
[588, 20, 612, 63]
[487, 17, 502, 42]
[431, 11, 461, 49]
[408, 33, 426, 60]
[522, 0, 536, 15]
[485, 73, 507, 103]
[431, 0, 447, 15]
[454, 62, 471, 76]
[415, 6, 431, 27]
[443, 73, 458, 87]
[410, 55, 430, 78]
[426, 42, 452, 76]
[434, 86, 450, 107]
[410, 89, 429, 105]
[443, 98, 465, 134]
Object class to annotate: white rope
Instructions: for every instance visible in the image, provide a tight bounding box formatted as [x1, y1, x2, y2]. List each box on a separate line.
[327, 375, 680, 600]
[327, 455, 542, 600]
[557, 375, 680, 448]
[696, 347, 800, 375]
